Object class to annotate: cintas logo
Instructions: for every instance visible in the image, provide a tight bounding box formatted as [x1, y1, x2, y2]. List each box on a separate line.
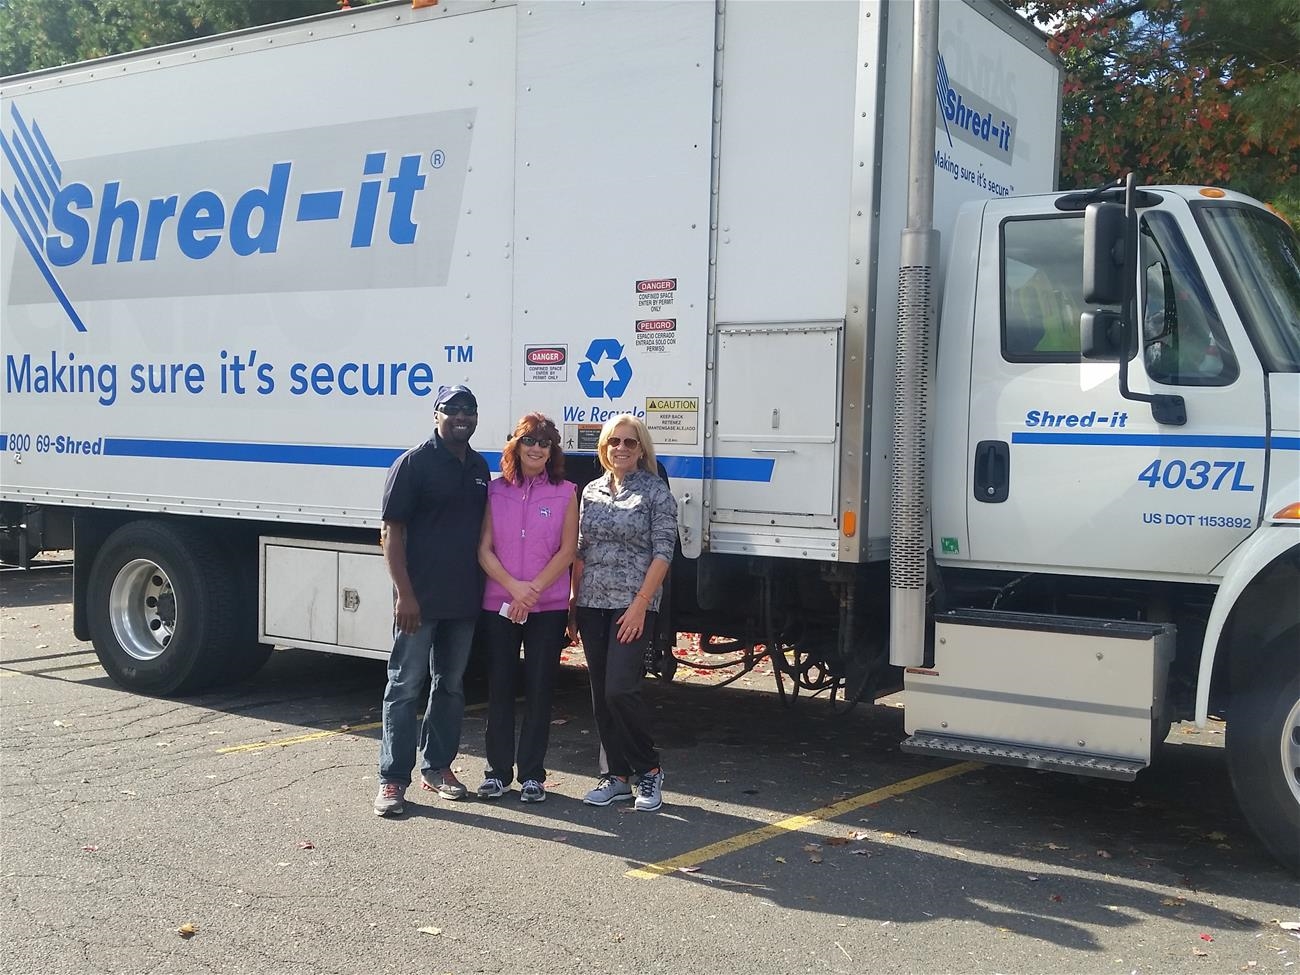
[935, 54, 1016, 164]
[1, 105, 475, 331]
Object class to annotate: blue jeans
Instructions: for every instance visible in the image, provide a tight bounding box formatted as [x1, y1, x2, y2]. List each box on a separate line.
[378, 616, 477, 787]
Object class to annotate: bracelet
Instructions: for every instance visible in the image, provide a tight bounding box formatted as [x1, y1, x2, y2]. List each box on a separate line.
[633, 592, 651, 605]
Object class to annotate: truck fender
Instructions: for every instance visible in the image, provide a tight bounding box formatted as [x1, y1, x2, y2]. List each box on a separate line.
[1196, 526, 1300, 726]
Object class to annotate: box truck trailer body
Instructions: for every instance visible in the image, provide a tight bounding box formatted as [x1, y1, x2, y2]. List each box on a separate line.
[3, 0, 1298, 872]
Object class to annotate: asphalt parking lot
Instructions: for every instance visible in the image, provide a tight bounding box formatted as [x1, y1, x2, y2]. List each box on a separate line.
[2, 563, 1298, 975]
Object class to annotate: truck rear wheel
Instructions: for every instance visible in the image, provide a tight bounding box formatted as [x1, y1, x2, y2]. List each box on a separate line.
[1226, 627, 1300, 874]
[87, 521, 260, 695]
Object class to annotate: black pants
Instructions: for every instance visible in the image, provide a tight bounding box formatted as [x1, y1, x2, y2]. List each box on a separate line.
[576, 606, 661, 778]
[480, 609, 568, 785]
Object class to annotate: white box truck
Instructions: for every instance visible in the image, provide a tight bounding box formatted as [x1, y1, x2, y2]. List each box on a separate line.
[2, 0, 1297, 871]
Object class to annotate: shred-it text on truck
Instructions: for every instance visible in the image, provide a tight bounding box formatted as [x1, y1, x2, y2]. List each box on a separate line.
[1, 0, 1296, 873]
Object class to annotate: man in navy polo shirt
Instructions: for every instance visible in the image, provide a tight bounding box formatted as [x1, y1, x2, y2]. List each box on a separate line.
[374, 384, 490, 816]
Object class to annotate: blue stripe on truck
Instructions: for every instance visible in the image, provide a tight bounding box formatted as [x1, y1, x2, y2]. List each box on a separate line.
[1012, 432, 1300, 449]
[98, 437, 776, 481]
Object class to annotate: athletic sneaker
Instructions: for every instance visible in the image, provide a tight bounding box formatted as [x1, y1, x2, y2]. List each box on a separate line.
[373, 782, 406, 817]
[477, 776, 506, 799]
[520, 779, 546, 803]
[583, 774, 633, 806]
[634, 768, 664, 812]
[421, 769, 467, 800]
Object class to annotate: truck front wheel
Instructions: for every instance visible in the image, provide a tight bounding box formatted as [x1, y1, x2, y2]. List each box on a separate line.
[1226, 626, 1300, 874]
[88, 521, 247, 695]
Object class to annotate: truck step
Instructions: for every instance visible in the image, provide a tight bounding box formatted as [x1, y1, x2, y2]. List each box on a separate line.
[900, 732, 1146, 781]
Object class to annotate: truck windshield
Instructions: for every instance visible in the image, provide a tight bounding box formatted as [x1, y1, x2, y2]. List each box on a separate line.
[1194, 203, 1300, 373]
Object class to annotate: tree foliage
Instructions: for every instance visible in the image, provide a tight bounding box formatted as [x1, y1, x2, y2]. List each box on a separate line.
[1014, 0, 1300, 225]
[0, 0, 378, 77]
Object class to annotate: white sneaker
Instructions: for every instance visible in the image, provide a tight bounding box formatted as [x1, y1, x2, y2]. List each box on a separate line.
[583, 774, 633, 806]
[634, 768, 664, 812]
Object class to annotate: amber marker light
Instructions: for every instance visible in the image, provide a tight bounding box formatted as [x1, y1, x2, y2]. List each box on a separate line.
[1272, 502, 1300, 521]
[842, 510, 857, 537]
[1199, 188, 1227, 198]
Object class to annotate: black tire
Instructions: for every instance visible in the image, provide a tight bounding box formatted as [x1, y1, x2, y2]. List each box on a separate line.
[87, 520, 247, 695]
[1226, 627, 1300, 874]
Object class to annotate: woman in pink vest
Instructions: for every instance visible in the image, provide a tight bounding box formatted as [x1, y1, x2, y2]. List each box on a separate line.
[476, 413, 579, 802]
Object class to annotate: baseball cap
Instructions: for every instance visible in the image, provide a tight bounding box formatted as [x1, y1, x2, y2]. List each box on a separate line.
[433, 384, 477, 411]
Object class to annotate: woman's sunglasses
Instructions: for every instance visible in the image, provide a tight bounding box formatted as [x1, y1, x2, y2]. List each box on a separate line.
[518, 435, 553, 448]
[606, 436, 639, 449]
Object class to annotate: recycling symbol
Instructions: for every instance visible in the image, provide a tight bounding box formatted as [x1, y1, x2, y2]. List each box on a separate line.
[576, 338, 632, 400]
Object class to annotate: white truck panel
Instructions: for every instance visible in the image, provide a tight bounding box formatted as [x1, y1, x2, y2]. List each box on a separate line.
[2, 2, 518, 524]
[863, 0, 1061, 547]
[713, 0, 860, 324]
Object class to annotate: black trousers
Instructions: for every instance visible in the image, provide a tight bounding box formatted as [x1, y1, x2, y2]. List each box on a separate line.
[576, 606, 661, 778]
[480, 609, 568, 785]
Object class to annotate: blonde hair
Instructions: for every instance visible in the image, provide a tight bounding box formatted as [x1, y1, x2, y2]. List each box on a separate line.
[596, 414, 657, 475]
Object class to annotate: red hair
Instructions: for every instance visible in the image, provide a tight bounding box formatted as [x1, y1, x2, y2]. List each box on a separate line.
[500, 413, 566, 485]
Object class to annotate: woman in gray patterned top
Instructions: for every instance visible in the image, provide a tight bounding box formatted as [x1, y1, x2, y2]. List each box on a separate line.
[570, 414, 678, 812]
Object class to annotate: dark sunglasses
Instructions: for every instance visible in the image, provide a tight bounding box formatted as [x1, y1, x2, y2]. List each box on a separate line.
[606, 436, 639, 449]
[518, 435, 553, 448]
[438, 404, 477, 417]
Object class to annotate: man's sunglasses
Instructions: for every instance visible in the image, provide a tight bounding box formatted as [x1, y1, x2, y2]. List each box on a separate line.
[518, 435, 553, 448]
[438, 404, 478, 416]
[606, 436, 639, 449]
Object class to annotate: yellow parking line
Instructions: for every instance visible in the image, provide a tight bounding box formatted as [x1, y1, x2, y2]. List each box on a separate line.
[625, 761, 981, 879]
[218, 700, 492, 754]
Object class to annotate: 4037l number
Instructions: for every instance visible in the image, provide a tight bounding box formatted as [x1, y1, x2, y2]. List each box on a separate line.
[1137, 458, 1255, 492]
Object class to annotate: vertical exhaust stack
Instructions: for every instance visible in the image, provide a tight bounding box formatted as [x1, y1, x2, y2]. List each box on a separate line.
[890, 0, 939, 667]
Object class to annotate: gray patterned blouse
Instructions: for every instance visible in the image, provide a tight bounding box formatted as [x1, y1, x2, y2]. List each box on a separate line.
[576, 468, 678, 611]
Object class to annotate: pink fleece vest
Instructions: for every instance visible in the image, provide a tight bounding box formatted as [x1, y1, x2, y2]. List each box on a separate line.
[482, 475, 576, 613]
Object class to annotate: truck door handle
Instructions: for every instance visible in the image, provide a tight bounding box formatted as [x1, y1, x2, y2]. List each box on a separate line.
[973, 440, 1009, 503]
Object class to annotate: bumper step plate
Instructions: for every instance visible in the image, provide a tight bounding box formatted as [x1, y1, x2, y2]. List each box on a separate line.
[901, 732, 1146, 781]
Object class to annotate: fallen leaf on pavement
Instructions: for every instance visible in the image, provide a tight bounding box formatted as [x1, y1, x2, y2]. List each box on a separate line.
[177, 923, 198, 939]
[677, 866, 700, 874]
[1050, 894, 1063, 903]
[774, 857, 786, 864]
[551, 835, 569, 843]
[417, 926, 442, 936]
[850, 830, 870, 841]
[298, 841, 315, 850]
[81, 845, 99, 853]
[850, 849, 871, 857]
[1046, 842, 1069, 851]
[550, 718, 568, 726]
[826, 837, 851, 847]
[1276, 921, 1300, 931]
[1162, 897, 1187, 907]
[802, 843, 822, 853]
[1097, 849, 1113, 859]
[1193, 948, 1208, 957]
[1200, 933, 1214, 942]
[1206, 831, 1228, 842]
[808, 854, 823, 864]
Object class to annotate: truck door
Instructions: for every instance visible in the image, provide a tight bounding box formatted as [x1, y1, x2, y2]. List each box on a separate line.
[963, 203, 1266, 577]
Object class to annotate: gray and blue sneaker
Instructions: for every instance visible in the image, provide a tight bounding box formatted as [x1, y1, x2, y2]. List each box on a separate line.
[477, 776, 506, 799]
[634, 768, 664, 812]
[583, 774, 633, 806]
[520, 779, 546, 803]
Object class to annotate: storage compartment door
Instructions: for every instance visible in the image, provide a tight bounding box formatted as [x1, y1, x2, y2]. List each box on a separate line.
[711, 323, 841, 519]
[262, 544, 338, 645]
[337, 552, 396, 653]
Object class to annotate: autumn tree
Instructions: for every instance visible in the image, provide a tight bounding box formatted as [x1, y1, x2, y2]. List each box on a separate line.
[1013, 0, 1300, 224]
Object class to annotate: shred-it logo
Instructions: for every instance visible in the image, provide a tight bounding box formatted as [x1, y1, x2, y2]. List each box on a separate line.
[635, 319, 676, 333]
[526, 347, 566, 365]
[2, 105, 470, 332]
[636, 278, 676, 294]
[935, 54, 1016, 164]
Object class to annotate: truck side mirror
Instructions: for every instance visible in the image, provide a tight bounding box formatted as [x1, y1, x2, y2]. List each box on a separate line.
[1083, 202, 1126, 305]
[1080, 309, 1126, 360]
